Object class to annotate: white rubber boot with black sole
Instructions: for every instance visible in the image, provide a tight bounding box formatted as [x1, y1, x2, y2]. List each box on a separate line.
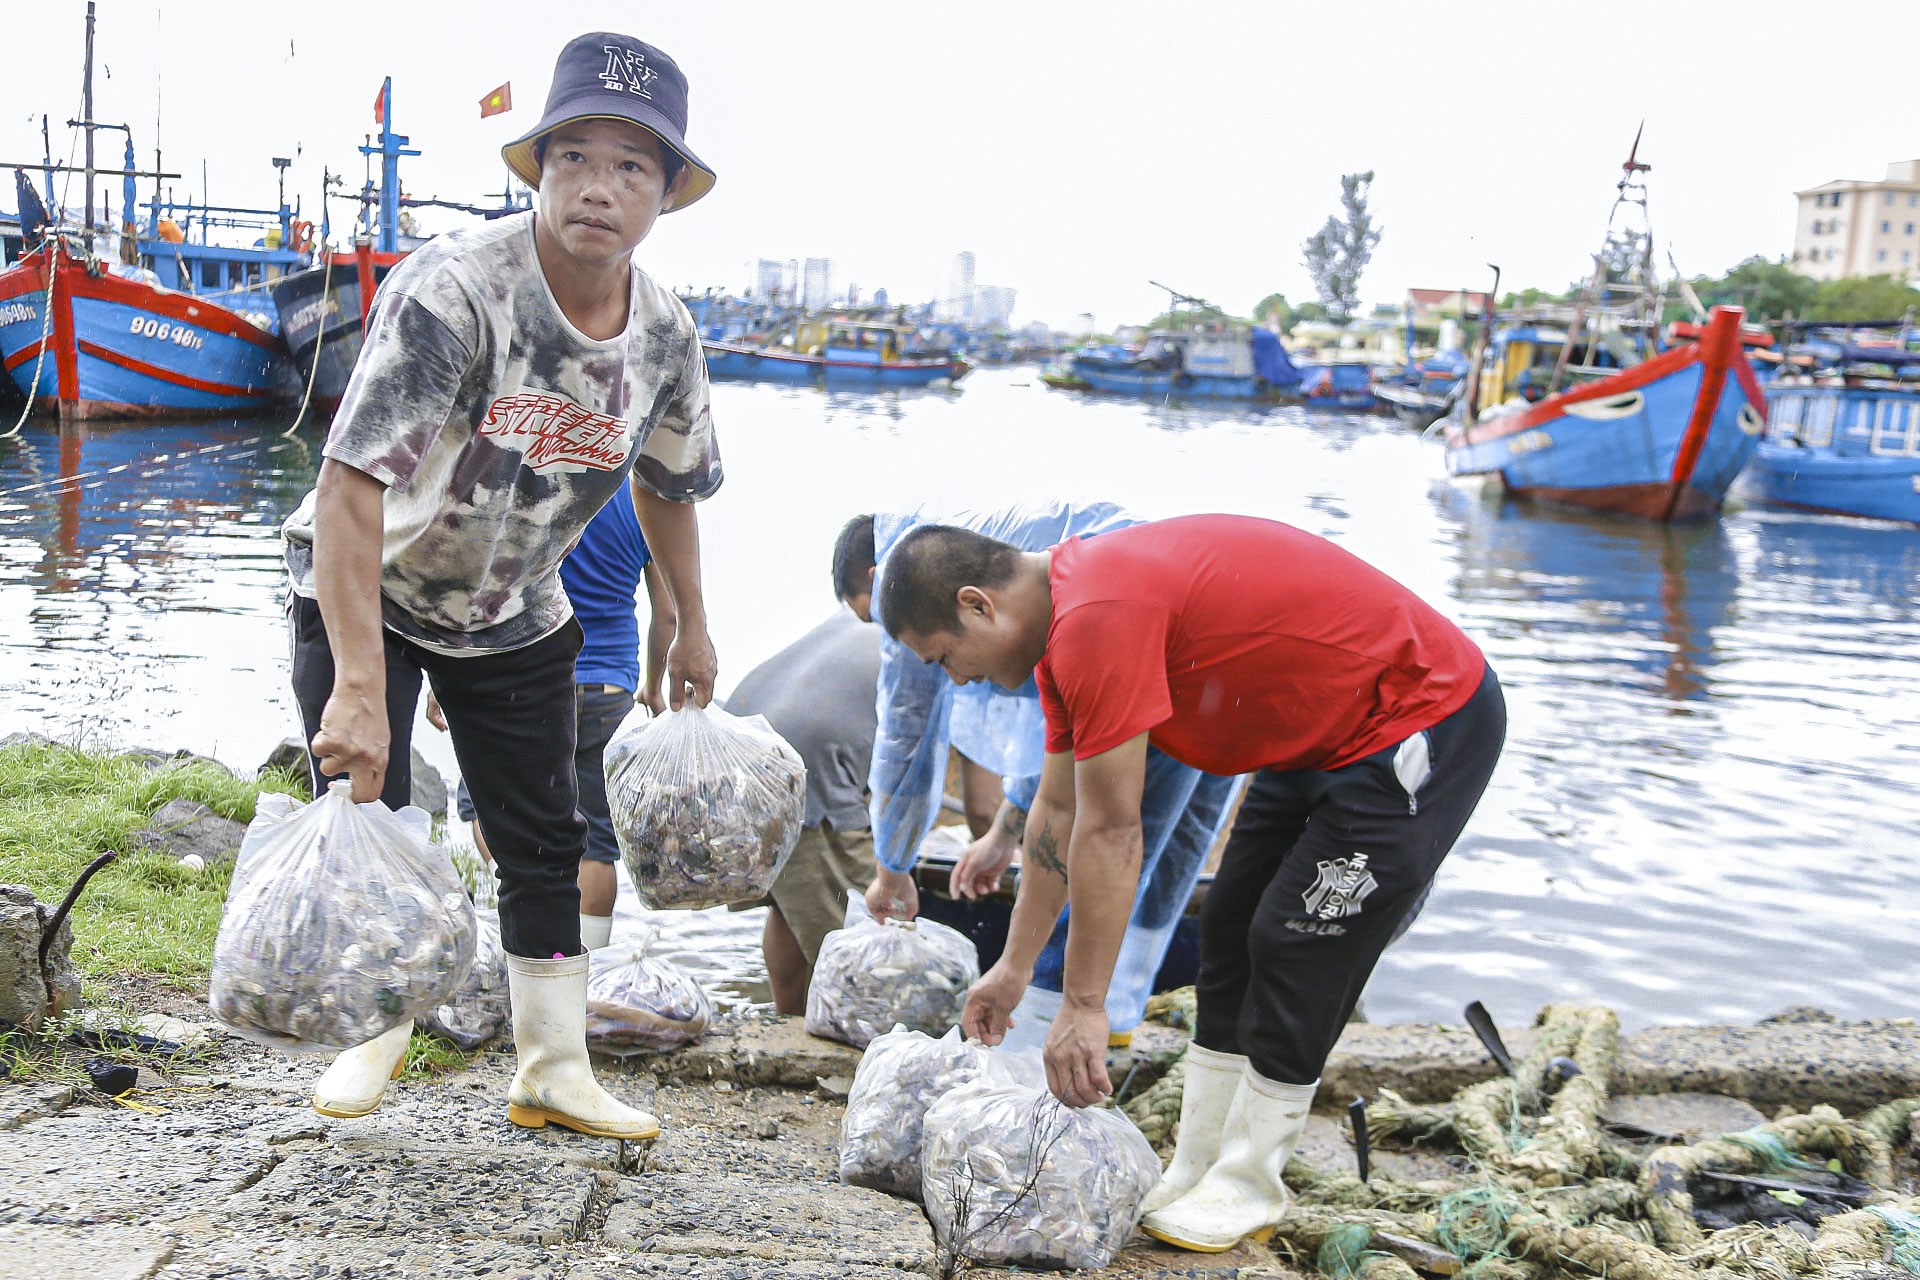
[312, 1020, 412, 1119]
[1141, 1068, 1316, 1252]
[1139, 1042, 1248, 1213]
[505, 952, 660, 1139]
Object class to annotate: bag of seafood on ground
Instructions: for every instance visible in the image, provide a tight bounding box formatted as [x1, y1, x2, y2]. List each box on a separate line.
[805, 891, 979, 1048]
[840, 1025, 1002, 1198]
[210, 780, 477, 1052]
[417, 907, 509, 1049]
[920, 1059, 1161, 1271]
[584, 931, 713, 1054]
[603, 701, 806, 910]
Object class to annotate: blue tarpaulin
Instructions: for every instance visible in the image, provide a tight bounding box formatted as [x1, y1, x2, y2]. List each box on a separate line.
[1252, 327, 1302, 388]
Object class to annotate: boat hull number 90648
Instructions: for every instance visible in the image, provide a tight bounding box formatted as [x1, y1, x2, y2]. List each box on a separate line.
[128, 316, 206, 351]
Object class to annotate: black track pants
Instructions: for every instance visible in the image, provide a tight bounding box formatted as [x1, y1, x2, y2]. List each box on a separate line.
[1194, 666, 1506, 1084]
[288, 593, 588, 959]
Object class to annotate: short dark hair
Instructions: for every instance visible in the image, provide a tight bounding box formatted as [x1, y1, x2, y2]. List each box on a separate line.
[532, 134, 685, 187]
[831, 515, 877, 601]
[876, 524, 1022, 639]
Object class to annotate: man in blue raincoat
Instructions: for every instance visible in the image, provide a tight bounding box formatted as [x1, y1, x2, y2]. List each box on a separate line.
[831, 501, 1243, 1050]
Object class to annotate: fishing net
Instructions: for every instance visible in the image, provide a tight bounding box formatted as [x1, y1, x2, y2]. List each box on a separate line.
[1126, 993, 1920, 1280]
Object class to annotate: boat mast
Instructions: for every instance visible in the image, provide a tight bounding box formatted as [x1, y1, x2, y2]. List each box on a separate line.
[81, 1, 96, 253]
[1548, 127, 1654, 396]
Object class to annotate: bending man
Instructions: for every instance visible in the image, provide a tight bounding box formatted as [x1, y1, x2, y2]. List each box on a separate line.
[879, 515, 1504, 1253]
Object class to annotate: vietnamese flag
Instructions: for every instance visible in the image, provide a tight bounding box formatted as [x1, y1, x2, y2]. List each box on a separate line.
[480, 83, 512, 119]
[373, 79, 388, 125]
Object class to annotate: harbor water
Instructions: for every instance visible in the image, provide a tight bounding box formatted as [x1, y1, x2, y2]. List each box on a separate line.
[1, 367, 1914, 1029]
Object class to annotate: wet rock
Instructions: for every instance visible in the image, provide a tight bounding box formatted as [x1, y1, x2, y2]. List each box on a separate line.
[0, 732, 56, 751]
[1601, 1091, 1768, 1140]
[0, 883, 81, 1027]
[259, 736, 306, 777]
[128, 799, 245, 866]
[652, 1014, 862, 1090]
[0, 1223, 175, 1280]
[1761, 1005, 1838, 1025]
[410, 746, 447, 817]
[221, 1147, 600, 1244]
[120, 747, 229, 775]
[600, 1172, 935, 1271]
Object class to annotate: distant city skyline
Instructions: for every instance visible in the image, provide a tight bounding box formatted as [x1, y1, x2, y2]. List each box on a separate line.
[7, 2, 1920, 330]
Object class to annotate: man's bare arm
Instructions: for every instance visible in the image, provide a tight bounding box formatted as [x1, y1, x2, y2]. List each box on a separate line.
[630, 484, 715, 707]
[309, 459, 390, 801]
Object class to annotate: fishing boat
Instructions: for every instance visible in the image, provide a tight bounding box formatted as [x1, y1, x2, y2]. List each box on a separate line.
[1735, 325, 1920, 524]
[0, 5, 302, 419]
[1445, 140, 1766, 520]
[702, 316, 968, 388]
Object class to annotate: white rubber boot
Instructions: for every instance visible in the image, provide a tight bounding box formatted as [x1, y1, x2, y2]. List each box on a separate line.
[1139, 1043, 1248, 1212]
[1141, 1068, 1317, 1252]
[505, 952, 660, 1139]
[312, 1020, 412, 1119]
[579, 913, 613, 950]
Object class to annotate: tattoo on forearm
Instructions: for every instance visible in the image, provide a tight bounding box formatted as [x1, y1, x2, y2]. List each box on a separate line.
[1000, 805, 1028, 839]
[1030, 823, 1066, 881]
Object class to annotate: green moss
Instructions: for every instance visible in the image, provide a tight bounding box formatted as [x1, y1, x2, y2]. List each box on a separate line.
[0, 740, 306, 988]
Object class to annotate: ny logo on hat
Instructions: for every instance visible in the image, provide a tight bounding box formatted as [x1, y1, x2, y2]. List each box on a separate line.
[598, 45, 659, 99]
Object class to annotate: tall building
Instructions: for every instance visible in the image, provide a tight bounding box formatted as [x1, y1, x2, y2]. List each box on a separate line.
[802, 257, 833, 310]
[1792, 160, 1920, 283]
[975, 285, 1017, 328]
[947, 251, 976, 322]
[748, 258, 793, 302]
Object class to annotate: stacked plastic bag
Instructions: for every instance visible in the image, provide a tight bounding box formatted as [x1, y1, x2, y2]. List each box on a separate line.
[418, 907, 509, 1049]
[840, 1026, 997, 1198]
[585, 934, 713, 1054]
[603, 703, 806, 910]
[210, 781, 477, 1051]
[805, 893, 979, 1048]
[921, 1064, 1162, 1271]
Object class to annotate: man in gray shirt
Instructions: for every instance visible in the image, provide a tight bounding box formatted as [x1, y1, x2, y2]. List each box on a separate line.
[726, 607, 883, 1012]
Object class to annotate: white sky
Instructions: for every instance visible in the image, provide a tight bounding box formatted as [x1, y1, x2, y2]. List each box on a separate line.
[8, 0, 1919, 330]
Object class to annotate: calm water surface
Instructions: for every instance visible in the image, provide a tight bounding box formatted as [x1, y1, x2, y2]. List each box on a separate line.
[2, 368, 1915, 1028]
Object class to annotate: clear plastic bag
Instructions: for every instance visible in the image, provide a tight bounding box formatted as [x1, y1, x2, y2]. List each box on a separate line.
[210, 780, 477, 1052]
[418, 907, 509, 1050]
[805, 892, 980, 1049]
[921, 1068, 1161, 1271]
[840, 1026, 996, 1198]
[604, 702, 806, 910]
[584, 934, 713, 1054]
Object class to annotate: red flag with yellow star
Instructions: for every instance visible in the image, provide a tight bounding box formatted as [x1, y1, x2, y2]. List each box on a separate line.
[479, 83, 512, 119]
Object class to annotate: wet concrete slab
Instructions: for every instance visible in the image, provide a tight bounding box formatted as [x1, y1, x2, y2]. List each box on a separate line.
[0, 1224, 176, 1280]
[600, 1172, 936, 1272]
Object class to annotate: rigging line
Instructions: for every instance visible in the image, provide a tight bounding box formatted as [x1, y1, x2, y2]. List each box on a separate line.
[0, 241, 64, 440]
[281, 193, 335, 438]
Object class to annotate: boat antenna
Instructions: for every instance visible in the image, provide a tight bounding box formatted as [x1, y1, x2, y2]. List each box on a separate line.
[153, 7, 162, 227]
[81, 1, 97, 253]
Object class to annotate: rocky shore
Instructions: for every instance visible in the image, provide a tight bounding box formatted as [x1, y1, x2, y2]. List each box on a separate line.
[3, 979, 1916, 1280]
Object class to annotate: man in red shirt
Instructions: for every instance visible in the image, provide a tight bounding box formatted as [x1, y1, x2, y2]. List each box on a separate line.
[878, 514, 1505, 1253]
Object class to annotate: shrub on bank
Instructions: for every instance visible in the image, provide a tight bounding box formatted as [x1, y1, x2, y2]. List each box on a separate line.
[0, 738, 305, 988]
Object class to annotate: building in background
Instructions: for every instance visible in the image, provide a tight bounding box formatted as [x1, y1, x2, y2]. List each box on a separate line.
[802, 258, 832, 310]
[974, 285, 1017, 328]
[1792, 160, 1920, 283]
[946, 251, 976, 322]
[748, 257, 797, 303]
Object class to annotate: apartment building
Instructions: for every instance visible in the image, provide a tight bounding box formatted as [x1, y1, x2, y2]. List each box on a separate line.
[1792, 159, 1920, 282]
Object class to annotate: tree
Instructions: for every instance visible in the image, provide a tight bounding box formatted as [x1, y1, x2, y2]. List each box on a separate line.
[1144, 301, 1233, 330]
[1301, 171, 1383, 324]
[1253, 292, 1296, 333]
[1684, 256, 1816, 323]
[1808, 274, 1920, 322]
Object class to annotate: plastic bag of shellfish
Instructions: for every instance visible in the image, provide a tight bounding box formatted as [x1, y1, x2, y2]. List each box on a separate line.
[584, 933, 713, 1055]
[418, 907, 509, 1050]
[210, 779, 477, 1052]
[603, 702, 806, 911]
[840, 1026, 993, 1198]
[920, 1067, 1161, 1271]
[805, 891, 980, 1049]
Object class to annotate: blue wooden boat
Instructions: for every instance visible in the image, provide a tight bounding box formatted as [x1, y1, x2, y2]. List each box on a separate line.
[1736, 331, 1920, 524]
[702, 317, 968, 388]
[0, 235, 292, 420]
[1061, 325, 1306, 402]
[1446, 304, 1766, 520]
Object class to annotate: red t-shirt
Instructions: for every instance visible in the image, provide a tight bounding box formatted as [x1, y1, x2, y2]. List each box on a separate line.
[1035, 515, 1486, 774]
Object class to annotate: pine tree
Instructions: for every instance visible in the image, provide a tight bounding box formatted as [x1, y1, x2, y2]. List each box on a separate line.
[1302, 171, 1383, 324]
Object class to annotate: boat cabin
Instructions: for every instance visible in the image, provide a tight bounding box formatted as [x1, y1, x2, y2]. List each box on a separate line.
[795, 318, 908, 364]
[1766, 386, 1920, 459]
[1478, 318, 1642, 407]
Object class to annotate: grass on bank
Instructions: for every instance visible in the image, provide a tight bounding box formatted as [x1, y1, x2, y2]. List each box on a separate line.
[0, 738, 307, 988]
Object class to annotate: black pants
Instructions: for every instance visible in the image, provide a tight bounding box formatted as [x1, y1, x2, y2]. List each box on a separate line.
[288, 593, 587, 959]
[1195, 666, 1507, 1084]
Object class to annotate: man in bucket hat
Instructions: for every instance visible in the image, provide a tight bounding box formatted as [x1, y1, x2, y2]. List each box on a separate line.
[280, 32, 721, 1139]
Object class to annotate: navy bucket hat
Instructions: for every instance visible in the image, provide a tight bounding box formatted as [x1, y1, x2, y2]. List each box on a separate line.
[502, 33, 715, 212]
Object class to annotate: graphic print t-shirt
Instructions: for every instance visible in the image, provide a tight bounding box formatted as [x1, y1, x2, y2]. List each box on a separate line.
[282, 210, 720, 654]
